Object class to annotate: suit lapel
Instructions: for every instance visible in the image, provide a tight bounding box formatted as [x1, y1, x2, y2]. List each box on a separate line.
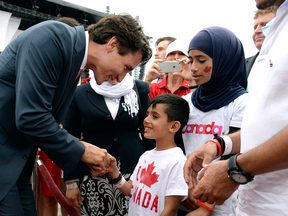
[117, 96, 125, 116]
[86, 86, 111, 115]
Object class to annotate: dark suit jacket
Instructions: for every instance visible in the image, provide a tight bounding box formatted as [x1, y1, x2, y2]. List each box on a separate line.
[0, 21, 86, 201]
[63, 80, 156, 181]
[245, 52, 259, 77]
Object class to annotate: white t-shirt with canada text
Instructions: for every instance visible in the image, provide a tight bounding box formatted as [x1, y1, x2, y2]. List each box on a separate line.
[128, 147, 188, 216]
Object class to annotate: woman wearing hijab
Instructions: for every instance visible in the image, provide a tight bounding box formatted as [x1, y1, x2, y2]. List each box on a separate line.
[180, 26, 248, 216]
[63, 74, 155, 216]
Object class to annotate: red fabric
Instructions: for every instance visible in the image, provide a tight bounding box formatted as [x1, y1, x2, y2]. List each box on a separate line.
[37, 163, 81, 216]
[149, 76, 191, 99]
[37, 150, 61, 196]
[81, 77, 91, 83]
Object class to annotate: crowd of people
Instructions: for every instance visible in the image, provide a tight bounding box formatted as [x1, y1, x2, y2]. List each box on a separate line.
[0, 0, 288, 215]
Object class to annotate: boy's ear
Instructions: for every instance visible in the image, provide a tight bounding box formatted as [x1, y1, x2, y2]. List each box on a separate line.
[169, 121, 181, 133]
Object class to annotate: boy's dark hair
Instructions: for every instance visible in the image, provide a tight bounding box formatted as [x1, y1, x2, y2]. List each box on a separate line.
[87, 14, 152, 66]
[149, 94, 189, 153]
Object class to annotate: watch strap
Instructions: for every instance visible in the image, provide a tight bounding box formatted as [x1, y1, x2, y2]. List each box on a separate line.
[228, 153, 241, 174]
[109, 173, 122, 184]
[228, 153, 254, 184]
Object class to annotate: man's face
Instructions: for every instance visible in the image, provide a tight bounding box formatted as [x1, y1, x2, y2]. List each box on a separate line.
[94, 50, 142, 85]
[154, 40, 170, 60]
[87, 38, 143, 85]
[166, 51, 187, 61]
[252, 12, 275, 50]
[255, 0, 282, 9]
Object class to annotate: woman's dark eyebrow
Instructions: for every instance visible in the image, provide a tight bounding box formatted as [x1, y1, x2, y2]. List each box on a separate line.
[188, 55, 206, 59]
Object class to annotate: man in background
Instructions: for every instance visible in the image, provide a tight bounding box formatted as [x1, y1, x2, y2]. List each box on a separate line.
[148, 40, 193, 99]
[144, 36, 176, 85]
[246, 6, 277, 76]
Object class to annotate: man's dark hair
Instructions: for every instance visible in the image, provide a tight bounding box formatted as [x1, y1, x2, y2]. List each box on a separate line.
[87, 14, 152, 66]
[149, 94, 189, 153]
[57, 17, 80, 27]
[155, 36, 176, 47]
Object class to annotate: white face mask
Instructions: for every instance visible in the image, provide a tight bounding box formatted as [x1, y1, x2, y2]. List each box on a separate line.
[262, 17, 276, 37]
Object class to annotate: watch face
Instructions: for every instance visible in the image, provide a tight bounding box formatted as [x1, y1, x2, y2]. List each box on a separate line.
[231, 173, 247, 184]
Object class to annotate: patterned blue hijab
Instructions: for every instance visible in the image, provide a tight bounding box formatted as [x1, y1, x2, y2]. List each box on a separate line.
[189, 26, 247, 112]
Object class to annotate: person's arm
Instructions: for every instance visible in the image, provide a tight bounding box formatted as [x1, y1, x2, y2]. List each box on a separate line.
[192, 126, 288, 205]
[65, 185, 82, 212]
[182, 189, 200, 211]
[183, 130, 241, 190]
[62, 92, 84, 181]
[144, 59, 165, 87]
[238, 125, 288, 176]
[186, 206, 214, 216]
[62, 85, 110, 176]
[105, 157, 132, 196]
[160, 196, 182, 216]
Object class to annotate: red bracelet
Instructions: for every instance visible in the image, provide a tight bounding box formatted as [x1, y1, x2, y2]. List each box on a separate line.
[197, 200, 214, 212]
[205, 139, 222, 159]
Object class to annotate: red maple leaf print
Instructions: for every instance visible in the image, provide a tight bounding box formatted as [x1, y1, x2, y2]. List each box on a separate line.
[140, 162, 160, 188]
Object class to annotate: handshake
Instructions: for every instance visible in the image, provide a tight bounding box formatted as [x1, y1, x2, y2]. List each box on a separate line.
[80, 141, 113, 176]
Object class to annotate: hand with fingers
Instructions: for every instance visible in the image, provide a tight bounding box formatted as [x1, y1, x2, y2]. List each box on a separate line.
[107, 156, 120, 179]
[172, 57, 194, 85]
[66, 184, 82, 213]
[193, 160, 239, 205]
[144, 59, 166, 86]
[80, 141, 111, 176]
[184, 141, 218, 190]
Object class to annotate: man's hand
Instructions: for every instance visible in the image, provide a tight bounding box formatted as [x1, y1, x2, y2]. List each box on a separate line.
[80, 141, 110, 174]
[144, 59, 166, 86]
[66, 186, 82, 213]
[193, 160, 239, 205]
[184, 142, 218, 190]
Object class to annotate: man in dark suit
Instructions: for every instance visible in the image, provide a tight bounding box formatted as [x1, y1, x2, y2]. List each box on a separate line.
[0, 14, 152, 215]
[246, 6, 277, 76]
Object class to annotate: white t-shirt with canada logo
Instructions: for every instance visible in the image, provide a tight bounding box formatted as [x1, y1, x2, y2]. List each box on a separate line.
[181, 92, 248, 216]
[182, 92, 248, 157]
[128, 147, 188, 216]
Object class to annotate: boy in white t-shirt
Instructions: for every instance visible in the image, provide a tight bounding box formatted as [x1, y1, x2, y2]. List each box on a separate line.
[107, 94, 190, 215]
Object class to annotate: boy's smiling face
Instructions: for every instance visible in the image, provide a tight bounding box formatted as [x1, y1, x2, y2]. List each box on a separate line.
[143, 104, 173, 140]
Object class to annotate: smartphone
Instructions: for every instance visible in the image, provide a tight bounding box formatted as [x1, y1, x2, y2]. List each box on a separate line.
[158, 61, 181, 73]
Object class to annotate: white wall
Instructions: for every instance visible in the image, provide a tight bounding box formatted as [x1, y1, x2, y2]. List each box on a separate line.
[0, 10, 21, 52]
